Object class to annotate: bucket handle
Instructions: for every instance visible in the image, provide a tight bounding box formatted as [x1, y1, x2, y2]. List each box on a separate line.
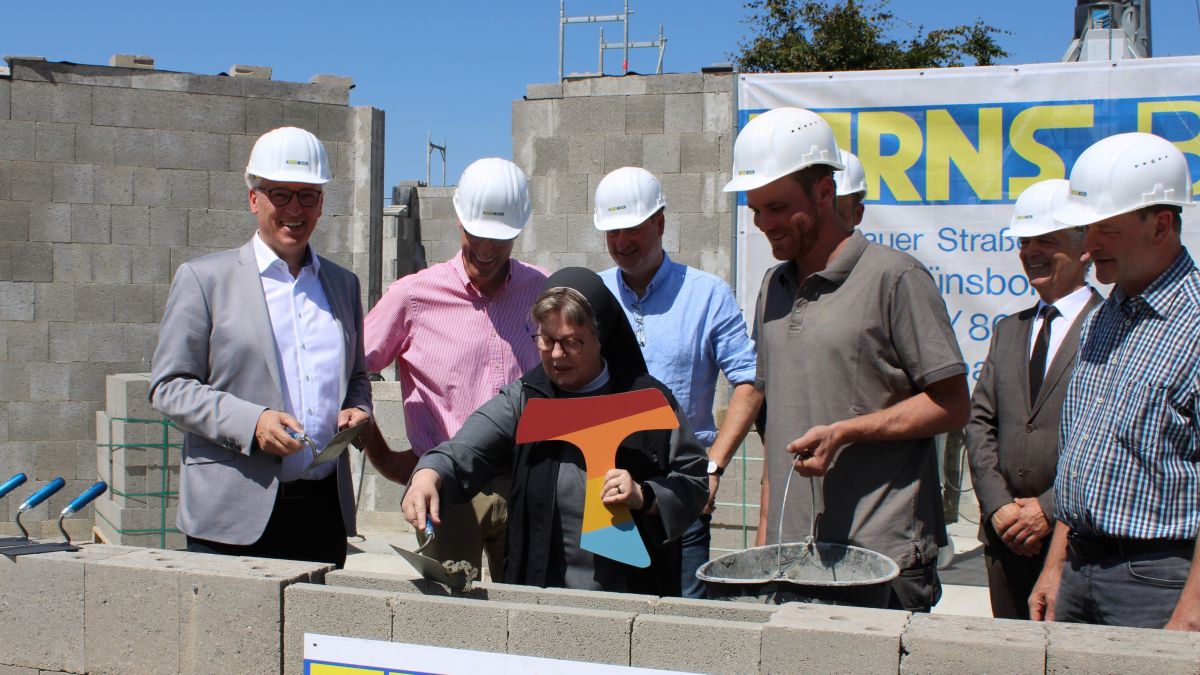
[774, 459, 819, 579]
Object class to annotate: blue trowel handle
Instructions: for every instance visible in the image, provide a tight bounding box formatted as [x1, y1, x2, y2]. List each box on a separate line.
[0, 472, 27, 499]
[62, 481, 107, 517]
[18, 477, 65, 513]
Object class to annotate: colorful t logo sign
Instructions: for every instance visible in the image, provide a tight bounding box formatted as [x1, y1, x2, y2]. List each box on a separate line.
[515, 388, 678, 568]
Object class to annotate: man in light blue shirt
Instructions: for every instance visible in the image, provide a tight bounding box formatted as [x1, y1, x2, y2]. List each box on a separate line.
[595, 167, 761, 598]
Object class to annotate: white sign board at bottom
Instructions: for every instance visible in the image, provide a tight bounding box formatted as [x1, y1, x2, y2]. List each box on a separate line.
[303, 633, 697, 675]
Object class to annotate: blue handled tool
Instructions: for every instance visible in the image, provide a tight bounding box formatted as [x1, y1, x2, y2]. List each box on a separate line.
[15, 477, 65, 539]
[0, 472, 26, 500]
[57, 481, 107, 543]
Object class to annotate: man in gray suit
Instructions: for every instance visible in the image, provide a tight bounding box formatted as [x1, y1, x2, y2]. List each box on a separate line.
[150, 127, 371, 568]
[966, 178, 1100, 618]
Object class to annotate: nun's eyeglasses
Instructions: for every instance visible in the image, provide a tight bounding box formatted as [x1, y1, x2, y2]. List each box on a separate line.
[532, 333, 586, 355]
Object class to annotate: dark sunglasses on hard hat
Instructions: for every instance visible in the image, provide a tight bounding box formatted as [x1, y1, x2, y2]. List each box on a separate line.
[256, 186, 322, 208]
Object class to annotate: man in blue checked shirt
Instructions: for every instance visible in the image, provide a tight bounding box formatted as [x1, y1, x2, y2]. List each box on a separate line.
[595, 167, 762, 599]
[1029, 132, 1200, 631]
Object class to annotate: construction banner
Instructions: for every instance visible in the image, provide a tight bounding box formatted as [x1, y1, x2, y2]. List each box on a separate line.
[735, 56, 1200, 381]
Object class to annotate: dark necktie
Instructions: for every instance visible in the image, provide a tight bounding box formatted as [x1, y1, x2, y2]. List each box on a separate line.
[1029, 305, 1059, 403]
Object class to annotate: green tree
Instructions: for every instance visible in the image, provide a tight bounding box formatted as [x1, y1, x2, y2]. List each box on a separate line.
[734, 0, 1008, 73]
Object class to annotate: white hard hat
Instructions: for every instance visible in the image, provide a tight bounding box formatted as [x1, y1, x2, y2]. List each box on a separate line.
[723, 107, 844, 193]
[1055, 132, 1194, 227]
[245, 127, 331, 185]
[453, 158, 532, 240]
[835, 149, 866, 196]
[1009, 179, 1072, 238]
[593, 167, 668, 231]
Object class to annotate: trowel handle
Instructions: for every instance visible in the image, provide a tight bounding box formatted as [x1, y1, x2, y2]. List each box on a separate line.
[424, 519, 434, 539]
[0, 472, 26, 499]
[18, 477, 65, 513]
[62, 481, 107, 517]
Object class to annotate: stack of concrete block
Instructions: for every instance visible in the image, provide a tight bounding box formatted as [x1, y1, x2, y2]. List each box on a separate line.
[350, 379, 411, 531]
[0, 56, 384, 540]
[507, 72, 735, 277]
[94, 372, 183, 548]
[411, 186, 456, 264]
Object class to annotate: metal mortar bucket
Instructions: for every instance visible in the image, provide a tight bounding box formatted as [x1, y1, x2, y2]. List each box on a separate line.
[696, 540, 900, 606]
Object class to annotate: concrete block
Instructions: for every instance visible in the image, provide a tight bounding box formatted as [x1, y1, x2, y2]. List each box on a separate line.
[110, 54, 155, 69]
[318, 104, 353, 142]
[704, 91, 734, 134]
[0, 119, 35, 160]
[642, 134, 681, 174]
[0, 78, 8, 120]
[243, 78, 348, 106]
[593, 75, 648, 97]
[704, 72, 735, 94]
[564, 134, 603, 176]
[392, 593, 511, 653]
[0, 544, 137, 672]
[604, 134, 643, 172]
[131, 166, 169, 206]
[1046, 621, 1200, 673]
[52, 242, 93, 282]
[129, 71, 190, 92]
[311, 74, 353, 90]
[3, 319, 47, 360]
[130, 246, 172, 284]
[110, 204, 150, 244]
[549, 172, 588, 215]
[761, 603, 910, 675]
[76, 125, 115, 165]
[149, 206, 188, 246]
[0, 200, 30, 241]
[652, 596, 780, 623]
[0, 281, 35, 320]
[162, 169, 210, 209]
[507, 604, 635, 666]
[185, 74, 245, 97]
[188, 209, 251, 248]
[525, 585, 657, 614]
[207, 171, 247, 211]
[172, 94, 245, 135]
[646, 73, 705, 95]
[626, 94, 665, 134]
[46, 316, 84, 361]
[901, 613, 1045, 674]
[230, 64, 272, 79]
[662, 172, 703, 213]
[154, 130, 228, 171]
[562, 78, 595, 97]
[632, 614, 761, 674]
[531, 136, 569, 176]
[680, 132, 720, 174]
[112, 126, 157, 168]
[8, 241, 51, 282]
[112, 283, 158, 323]
[525, 82, 562, 99]
[227, 134, 256, 172]
[10, 160, 52, 201]
[29, 202, 71, 243]
[665, 93, 703, 133]
[557, 96, 625, 136]
[245, 97, 283, 135]
[80, 549, 173, 672]
[52, 163, 93, 204]
[0, 159, 10, 202]
[35, 283, 74, 322]
[70, 204, 110, 245]
[34, 121, 74, 162]
[283, 584, 393, 675]
[282, 100, 319, 132]
[94, 164, 134, 205]
[90, 86, 137, 127]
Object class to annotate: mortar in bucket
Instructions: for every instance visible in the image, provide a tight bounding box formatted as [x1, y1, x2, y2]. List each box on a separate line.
[696, 470, 899, 607]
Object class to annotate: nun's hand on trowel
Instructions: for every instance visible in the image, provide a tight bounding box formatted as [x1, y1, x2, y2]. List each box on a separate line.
[785, 423, 847, 477]
[402, 468, 443, 531]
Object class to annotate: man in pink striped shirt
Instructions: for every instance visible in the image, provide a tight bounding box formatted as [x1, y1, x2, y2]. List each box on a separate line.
[362, 158, 547, 580]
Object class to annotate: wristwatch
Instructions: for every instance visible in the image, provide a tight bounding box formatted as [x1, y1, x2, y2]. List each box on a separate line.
[706, 460, 724, 477]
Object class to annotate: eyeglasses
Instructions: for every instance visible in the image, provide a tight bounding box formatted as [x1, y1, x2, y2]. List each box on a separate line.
[532, 333, 586, 355]
[256, 186, 322, 208]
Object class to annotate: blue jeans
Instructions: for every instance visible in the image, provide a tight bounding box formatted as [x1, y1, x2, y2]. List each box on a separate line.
[680, 514, 712, 599]
[1055, 541, 1192, 628]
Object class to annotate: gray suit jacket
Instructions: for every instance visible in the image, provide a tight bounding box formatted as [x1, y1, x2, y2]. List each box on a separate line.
[965, 289, 1101, 547]
[149, 239, 372, 545]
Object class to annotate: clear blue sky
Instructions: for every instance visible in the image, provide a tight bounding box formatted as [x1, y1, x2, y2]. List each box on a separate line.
[4, 1, 1198, 195]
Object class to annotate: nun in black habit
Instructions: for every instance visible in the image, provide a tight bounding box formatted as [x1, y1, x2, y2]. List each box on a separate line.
[403, 267, 707, 595]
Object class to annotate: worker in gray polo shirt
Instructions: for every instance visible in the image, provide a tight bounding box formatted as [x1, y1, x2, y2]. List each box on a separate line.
[724, 108, 969, 611]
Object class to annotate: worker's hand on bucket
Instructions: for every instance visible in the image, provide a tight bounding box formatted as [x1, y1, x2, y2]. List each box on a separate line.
[785, 424, 846, 476]
[402, 468, 443, 531]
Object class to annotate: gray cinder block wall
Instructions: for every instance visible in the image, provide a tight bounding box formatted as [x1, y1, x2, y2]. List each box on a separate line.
[0, 57, 384, 539]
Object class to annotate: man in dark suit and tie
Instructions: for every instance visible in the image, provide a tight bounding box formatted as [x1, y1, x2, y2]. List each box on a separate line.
[150, 127, 371, 568]
[966, 178, 1101, 619]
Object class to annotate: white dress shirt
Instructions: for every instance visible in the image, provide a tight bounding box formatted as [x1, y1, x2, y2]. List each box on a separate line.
[253, 233, 344, 481]
[1028, 284, 1095, 375]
